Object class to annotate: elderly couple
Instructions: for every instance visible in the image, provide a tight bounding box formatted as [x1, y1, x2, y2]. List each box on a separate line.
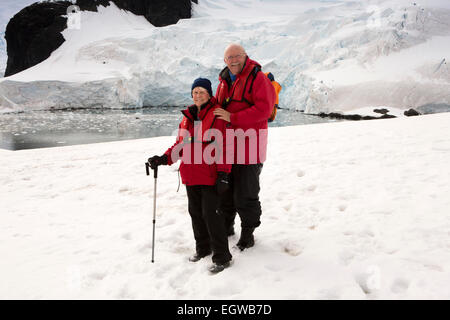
[148, 43, 276, 274]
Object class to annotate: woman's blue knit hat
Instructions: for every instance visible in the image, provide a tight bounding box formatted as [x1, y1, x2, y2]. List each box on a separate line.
[191, 77, 213, 97]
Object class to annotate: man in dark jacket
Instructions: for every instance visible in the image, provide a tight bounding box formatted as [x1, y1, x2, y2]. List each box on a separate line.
[213, 43, 276, 251]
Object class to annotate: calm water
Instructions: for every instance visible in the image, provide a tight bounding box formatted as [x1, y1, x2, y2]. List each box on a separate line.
[0, 107, 342, 150]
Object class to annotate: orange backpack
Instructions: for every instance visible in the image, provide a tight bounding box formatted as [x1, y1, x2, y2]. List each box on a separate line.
[265, 72, 282, 122]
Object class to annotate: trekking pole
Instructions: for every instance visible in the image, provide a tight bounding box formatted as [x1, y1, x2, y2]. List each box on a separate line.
[145, 162, 158, 263]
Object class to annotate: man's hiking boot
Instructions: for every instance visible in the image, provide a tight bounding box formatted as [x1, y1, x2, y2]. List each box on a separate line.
[236, 227, 255, 251]
[227, 225, 235, 236]
[189, 251, 211, 262]
[208, 261, 231, 274]
[236, 235, 255, 251]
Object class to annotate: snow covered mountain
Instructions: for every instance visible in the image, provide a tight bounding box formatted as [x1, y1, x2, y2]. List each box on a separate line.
[0, 0, 450, 114]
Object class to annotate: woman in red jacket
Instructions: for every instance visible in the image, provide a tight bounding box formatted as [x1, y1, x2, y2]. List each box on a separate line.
[148, 78, 232, 274]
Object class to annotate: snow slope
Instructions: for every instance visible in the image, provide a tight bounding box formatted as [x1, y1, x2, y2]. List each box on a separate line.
[1, 114, 449, 299]
[0, 0, 450, 113]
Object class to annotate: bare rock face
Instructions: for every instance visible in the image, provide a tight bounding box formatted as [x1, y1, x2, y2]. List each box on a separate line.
[4, 0, 196, 77]
[4, 1, 72, 77]
[404, 108, 421, 116]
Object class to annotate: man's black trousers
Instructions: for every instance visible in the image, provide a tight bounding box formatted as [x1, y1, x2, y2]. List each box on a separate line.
[218, 164, 263, 230]
[186, 185, 232, 264]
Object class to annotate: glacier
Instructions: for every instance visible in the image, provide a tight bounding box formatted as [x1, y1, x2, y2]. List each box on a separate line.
[0, 0, 450, 114]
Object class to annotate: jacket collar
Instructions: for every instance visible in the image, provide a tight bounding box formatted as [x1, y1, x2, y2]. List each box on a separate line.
[182, 97, 217, 122]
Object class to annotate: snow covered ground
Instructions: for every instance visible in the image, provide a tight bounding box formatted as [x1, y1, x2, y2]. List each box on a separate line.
[1, 114, 449, 299]
[1, 0, 450, 113]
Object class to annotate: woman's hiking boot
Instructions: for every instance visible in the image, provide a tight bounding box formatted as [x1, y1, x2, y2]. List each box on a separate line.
[189, 250, 211, 262]
[208, 261, 231, 274]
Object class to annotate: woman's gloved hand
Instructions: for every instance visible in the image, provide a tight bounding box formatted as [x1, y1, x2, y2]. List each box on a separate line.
[148, 154, 168, 169]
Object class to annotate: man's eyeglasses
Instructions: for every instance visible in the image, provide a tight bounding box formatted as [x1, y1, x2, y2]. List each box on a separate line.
[225, 53, 246, 61]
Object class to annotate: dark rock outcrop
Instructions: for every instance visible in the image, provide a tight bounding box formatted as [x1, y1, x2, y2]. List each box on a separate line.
[76, 0, 196, 27]
[403, 108, 421, 116]
[5, 0, 196, 77]
[5, 1, 72, 77]
[373, 108, 389, 114]
[318, 112, 397, 121]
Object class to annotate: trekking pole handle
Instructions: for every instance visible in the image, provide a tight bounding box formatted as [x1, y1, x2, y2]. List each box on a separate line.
[145, 162, 158, 178]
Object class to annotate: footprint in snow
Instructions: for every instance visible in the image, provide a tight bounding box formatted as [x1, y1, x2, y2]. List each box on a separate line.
[297, 170, 305, 177]
[384, 248, 398, 255]
[423, 264, 444, 272]
[276, 192, 284, 201]
[171, 245, 191, 255]
[283, 242, 303, 256]
[339, 250, 355, 266]
[60, 164, 76, 169]
[137, 242, 153, 254]
[354, 267, 381, 295]
[264, 263, 283, 272]
[116, 284, 135, 299]
[119, 186, 130, 193]
[121, 232, 132, 240]
[168, 265, 195, 290]
[159, 217, 176, 227]
[283, 202, 292, 211]
[88, 271, 107, 281]
[154, 263, 175, 278]
[209, 281, 242, 297]
[391, 278, 410, 294]
[317, 288, 341, 300]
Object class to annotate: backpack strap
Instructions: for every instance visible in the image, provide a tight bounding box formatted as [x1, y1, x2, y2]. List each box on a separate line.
[218, 64, 261, 108]
[248, 65, 261, 94]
